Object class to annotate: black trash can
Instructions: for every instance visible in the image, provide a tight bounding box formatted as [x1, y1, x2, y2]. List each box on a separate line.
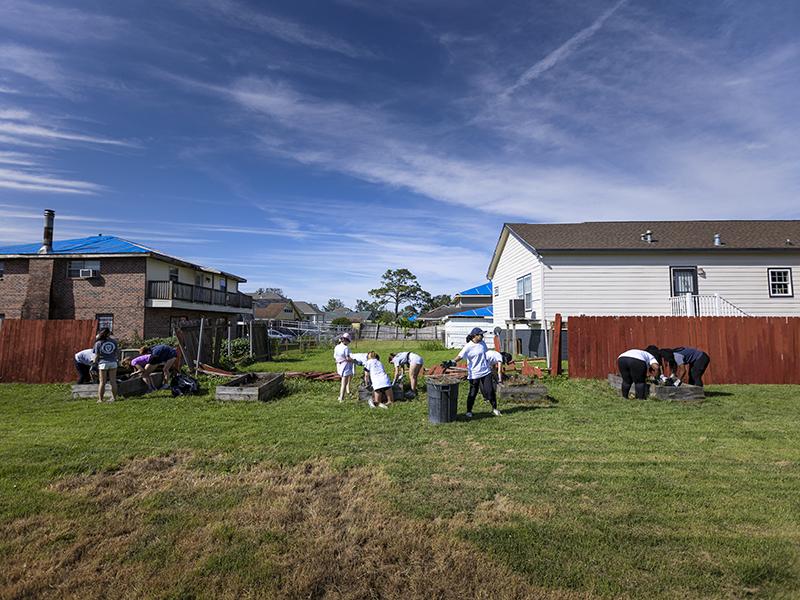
[427, 379, 459, 424]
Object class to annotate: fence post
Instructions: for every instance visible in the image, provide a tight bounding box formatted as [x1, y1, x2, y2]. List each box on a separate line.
[685, 293, 695, 317]
[195, 318, 205, 377]
[249, 320, 254, 358]
[714, 293, 721, 317]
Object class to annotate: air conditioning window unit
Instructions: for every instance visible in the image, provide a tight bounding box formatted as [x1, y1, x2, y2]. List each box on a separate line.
[509, 298, 526, 320]
[79, 268, 98, 279]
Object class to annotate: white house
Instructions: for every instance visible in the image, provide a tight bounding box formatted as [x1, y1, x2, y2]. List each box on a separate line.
[487, 220, 800, 355]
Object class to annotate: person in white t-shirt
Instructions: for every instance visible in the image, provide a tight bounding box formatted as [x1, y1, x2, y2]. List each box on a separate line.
[617, 348, 661, 399]
[448, 327, 501, 418]
[333, 333, 355, 402]
[388, 351, 424, 395]
[486, 350, 512, 383]
[364, 352, 393, 409]
[74, 348, 96, 384]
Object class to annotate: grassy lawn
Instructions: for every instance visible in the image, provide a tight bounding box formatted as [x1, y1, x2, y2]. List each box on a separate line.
[1, 341, 799, 598]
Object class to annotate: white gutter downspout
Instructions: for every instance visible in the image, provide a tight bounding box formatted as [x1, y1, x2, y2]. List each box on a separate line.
[539, 254, 549, 364]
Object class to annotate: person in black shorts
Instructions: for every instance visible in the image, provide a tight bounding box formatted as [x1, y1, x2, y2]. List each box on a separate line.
[142, 344, 178, 391]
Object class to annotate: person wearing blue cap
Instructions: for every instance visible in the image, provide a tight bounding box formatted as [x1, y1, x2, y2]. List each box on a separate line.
[446, 327, 501, 418]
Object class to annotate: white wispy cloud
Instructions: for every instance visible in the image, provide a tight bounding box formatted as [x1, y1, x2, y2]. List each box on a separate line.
[0, 0, 123, 41]
[183, 0, 375, 59]
[0, 44, 73, 96]
[501, 0, 629, 98]
[0, 121, 134, 147]
[0, 168, 103, 194]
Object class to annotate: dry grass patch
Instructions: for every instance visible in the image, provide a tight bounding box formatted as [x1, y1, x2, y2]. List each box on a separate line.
[1, 454, 589, 600]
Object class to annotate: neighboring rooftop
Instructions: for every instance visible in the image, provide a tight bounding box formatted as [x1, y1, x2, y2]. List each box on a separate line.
[0, 234, 247, 281]
[505, 220, 800, 252]
[449, 305, 493, 318]
[254, 302, 298, 320]
[293, 301, 322, 315]
[455, 282, 492, 296]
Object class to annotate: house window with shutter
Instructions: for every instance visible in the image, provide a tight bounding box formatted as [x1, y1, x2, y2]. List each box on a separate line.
[768, 268, 793, 297]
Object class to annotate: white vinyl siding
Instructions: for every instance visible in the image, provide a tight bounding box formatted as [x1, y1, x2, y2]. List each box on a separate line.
[491, 232, 542, 329]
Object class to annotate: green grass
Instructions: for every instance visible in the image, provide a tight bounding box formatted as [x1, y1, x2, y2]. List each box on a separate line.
[1, 341, 799, 598]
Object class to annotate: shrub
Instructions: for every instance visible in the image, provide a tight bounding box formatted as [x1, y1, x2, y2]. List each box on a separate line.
[331, 317, 352, 326]
[420, 340, 446, 352]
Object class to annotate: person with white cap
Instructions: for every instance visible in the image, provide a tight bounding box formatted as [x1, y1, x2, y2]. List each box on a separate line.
[445, 327, 501, 418]
[333, 332, 355, 402]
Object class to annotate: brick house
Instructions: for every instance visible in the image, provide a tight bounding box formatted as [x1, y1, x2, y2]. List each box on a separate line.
[0, 212, 252, 341]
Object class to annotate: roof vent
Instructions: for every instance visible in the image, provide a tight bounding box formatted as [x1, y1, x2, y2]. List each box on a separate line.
[37, 209, 55, 254]
[713, 233, 723, 246]
[786, 238, 794, 246]
[640, 230, 653, 244]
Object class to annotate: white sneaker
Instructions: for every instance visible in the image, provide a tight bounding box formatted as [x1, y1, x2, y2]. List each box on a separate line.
[378, 403, 389, 409]
[492, 409, 502, 417]
[466, 412, 473, 418]
[368, 400, 376, 408]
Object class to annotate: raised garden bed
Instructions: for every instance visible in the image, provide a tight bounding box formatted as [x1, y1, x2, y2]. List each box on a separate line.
[215, 372, 284, 402]
[71, 373, 164, 399]
[607, 374, 705, 402]
[497, 375, 549, 403]
[358, 382, 406, 403]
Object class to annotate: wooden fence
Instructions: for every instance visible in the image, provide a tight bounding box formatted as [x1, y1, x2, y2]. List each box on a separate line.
[568, 316, 800, 384]
[358, 324, 442, 341]
[0, 319, 98, 383]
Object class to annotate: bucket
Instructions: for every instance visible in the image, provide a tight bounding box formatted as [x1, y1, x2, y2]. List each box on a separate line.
[427, 378, 459, 424]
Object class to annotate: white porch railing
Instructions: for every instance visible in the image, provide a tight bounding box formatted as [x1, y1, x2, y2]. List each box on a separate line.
[670, 293, 750, 317]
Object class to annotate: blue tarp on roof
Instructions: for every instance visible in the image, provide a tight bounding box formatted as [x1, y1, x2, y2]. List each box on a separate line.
[457, 282, 492, 296]
[0, 235, 151, 255]
[450, 306, 493, 318]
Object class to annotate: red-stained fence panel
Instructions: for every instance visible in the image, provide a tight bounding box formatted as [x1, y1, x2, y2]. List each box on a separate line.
[567, 316, 800, 384]
[0, 319, 98, 384]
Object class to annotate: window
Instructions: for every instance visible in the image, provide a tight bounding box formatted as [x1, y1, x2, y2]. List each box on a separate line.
[195, 272, 203, 287]
[169, 267, 179, 283]
[96, 313, 114, 331]
[68, 259, 100, 278]
[494, 284, 499, 297]
[516, 274, 532, 310]
[219, 278, 227, 292]
[670, 267, 698, 296]
[768, 268, 793, 297]
[0, 260, 4, 279]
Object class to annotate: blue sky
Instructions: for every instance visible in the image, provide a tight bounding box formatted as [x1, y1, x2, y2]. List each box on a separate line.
[1, 0, 799, 306]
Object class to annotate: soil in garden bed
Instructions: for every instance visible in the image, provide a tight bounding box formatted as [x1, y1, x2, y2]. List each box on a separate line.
[226, 373, 283, 388]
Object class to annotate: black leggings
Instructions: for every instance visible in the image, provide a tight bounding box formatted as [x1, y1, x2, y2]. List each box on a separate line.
[75, 361, 91, 384]
[618, 357, 648, 399]
[467, 374, 497, 412]
[688, 353, 710, 387]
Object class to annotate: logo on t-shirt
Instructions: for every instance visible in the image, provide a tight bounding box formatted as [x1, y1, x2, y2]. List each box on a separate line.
[99, 341, 116, 355]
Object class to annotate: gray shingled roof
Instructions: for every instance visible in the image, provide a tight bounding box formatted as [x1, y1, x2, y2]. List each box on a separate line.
[507, 220, 800, 251]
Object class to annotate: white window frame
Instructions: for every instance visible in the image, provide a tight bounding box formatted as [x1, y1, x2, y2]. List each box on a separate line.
[768, 268, 793, 298]
[516, 274, 532, 310]
[96, 313, 114, 332]
[68, 259, 100, 278]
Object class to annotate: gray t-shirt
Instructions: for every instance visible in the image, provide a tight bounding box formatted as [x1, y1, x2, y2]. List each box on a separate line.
[93, 338, 119, 363]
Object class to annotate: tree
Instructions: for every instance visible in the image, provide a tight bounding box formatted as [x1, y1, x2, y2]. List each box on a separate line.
[323, 298, 346, 312]
[253, 287, 284, 297]
[355, 298, 385, 319]
[418, 293, 452, 314]
[368, 269, 428, 320]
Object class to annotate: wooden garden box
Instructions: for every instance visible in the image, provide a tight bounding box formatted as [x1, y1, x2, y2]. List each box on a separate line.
[71, 373, 164, 399]
[607, 373, 704, 401]
[496, 375, 549, 403]
[215, 372, 284, 402]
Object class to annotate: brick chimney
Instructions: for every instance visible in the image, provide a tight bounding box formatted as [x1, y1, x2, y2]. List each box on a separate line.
[22, 210, 56, 319]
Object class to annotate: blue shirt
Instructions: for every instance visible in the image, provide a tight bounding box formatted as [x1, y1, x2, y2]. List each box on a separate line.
[674, 347, 704, 365]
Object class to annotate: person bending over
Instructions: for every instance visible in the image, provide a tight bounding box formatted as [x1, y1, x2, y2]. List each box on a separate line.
[660, 346, 710, 387]
[142, 344, 177, 392]
[388, 351, 424, 395]
[364, 352, 393, 409]
[617, 348, 661, 399]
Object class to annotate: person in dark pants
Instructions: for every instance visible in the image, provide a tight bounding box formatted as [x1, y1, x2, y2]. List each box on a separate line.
[660, 347, 710, 386]
[141, 344, 178, 391]
[447, 327, 501, 418]
[617, 348, 661, 399]
[74, 348, 95, 384]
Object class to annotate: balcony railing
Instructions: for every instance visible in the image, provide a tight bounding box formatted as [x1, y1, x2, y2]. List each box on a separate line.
[147, 280, 253, 310]
[670, 293, 749, 317]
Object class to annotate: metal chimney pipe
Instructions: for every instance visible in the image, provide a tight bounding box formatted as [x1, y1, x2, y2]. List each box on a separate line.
[38, 209, 54, 254]
[713, 233, 722, 246]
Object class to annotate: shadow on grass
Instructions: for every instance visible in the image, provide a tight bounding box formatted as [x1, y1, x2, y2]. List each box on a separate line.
[456, 404, 552, 420]
[702, 390, 733, 397]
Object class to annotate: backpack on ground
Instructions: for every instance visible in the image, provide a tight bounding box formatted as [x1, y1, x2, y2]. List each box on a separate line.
[170, 373, 199, 397]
